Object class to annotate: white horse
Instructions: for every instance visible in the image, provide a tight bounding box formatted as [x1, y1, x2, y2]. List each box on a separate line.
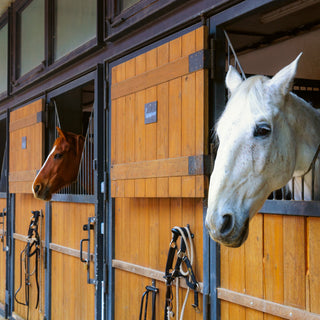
[205, 54, 320, 247]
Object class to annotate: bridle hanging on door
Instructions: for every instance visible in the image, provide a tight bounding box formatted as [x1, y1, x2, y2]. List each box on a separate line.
[14, 210, 42, 320]
[164, 225, 199, 320]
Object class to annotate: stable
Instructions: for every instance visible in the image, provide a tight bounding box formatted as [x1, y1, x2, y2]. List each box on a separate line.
[0, 0, 320, 319]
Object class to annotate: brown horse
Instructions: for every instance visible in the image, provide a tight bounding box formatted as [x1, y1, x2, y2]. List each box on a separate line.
[32, 127, 85, 201]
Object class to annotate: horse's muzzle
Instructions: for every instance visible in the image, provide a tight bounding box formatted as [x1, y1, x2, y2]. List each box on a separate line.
[206, 215, 249, 248]
[32, 183, 52, 201]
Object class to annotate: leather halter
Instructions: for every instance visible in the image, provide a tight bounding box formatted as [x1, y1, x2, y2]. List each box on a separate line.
[164, 226, 199, 319]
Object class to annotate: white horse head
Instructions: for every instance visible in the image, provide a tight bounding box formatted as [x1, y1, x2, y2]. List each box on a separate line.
[206, 53, 320, 247]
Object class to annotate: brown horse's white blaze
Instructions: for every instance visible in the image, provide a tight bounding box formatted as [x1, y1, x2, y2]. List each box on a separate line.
[32, 127, 85, 201]
[206, 53, 320, 247]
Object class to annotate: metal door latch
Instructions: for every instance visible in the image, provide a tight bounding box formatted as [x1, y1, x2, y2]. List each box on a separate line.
[80, 217, 96, 285]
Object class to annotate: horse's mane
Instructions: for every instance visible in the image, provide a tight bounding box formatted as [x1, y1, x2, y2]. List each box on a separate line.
[216, 75, 271, 138]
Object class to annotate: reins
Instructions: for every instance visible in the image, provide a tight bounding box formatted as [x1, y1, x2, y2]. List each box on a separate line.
[164, 225, 199, 320]
[14, 210, 41, 320]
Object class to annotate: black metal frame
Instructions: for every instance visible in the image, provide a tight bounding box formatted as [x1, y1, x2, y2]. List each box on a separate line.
[43, 66, 106, 320]
[0, 113, 7, 194]
[5, 194, 15, 319]
[47, 71, 97, 204]
[106, 0, 193, 41]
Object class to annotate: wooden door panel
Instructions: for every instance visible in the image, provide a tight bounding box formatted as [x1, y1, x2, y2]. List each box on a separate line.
[110, 26, 209, 198]
[9, 99, 45, 194]
[50, 202, 95, 320]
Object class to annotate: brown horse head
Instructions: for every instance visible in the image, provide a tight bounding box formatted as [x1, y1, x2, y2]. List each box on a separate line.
[32, 127, 85, 201]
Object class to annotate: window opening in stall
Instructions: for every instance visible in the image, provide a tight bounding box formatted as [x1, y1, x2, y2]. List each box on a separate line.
[0, 23, 8, 95]
[48, 81, 94, 196]
[120, 0, 140, 11]
[54, 0, 97, 61]
[224, 30, 320, 205]
[18, 0, 45, 77]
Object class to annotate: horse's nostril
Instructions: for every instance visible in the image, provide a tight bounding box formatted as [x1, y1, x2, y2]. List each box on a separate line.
[220, 214, 234, 235]
[34, 184, 41, 194]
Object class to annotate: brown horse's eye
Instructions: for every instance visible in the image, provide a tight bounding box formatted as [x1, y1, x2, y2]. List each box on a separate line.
[54, 153, 63, 160]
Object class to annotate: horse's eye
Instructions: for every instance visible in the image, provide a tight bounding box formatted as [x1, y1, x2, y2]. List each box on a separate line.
[54, 153, 63, 160]
[253, 123, 271, 138]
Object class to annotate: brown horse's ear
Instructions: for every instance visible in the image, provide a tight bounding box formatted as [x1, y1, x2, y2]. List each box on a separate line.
[76, 135, 85, 155]
[56, 127, 66, 139]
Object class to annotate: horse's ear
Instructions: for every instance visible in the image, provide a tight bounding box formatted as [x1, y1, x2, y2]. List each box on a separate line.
[56, 127, 66, 140]
[226, 66, 243, 95]
[268, 52, 302, 96]
[76, 135, 85, 155]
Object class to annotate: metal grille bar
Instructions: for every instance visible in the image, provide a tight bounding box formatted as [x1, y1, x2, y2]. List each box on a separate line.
[54, 108, 94, 196]
[224, 30, 246, 80]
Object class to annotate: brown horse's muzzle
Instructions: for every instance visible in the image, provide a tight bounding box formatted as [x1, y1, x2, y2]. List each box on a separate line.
[32, 180, 52, 201]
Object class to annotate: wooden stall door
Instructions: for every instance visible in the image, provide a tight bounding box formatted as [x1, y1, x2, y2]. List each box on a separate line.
[50, 202, 95, 320]
[110, 26, 209, 198]
[219, 213, 320, 320]
[13, 194, 46, 320]
[9, 99, 45, 193]
[0, 198, 6, 310]
[8, 100, 47, 319]
[111, 26, 209, 319]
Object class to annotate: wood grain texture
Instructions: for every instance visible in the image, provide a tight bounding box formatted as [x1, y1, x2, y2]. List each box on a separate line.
[9, 99, 44, 193]
[13, 194, 45, 320]
[50, 202, 95, 320]
[113, 198, 204, 319]
[110, 26, 208, 198]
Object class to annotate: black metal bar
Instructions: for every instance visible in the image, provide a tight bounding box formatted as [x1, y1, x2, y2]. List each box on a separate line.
[260, 200, 320, 217]
[94, 63, 105, 320]
[208, 18, 226, 320]
[44, 200, 52, 320]
[6, 194, 15, 318]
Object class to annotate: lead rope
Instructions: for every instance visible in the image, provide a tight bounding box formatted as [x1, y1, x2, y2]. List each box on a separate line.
[165, 226, 198, 320]
[174, 226, 194, 320]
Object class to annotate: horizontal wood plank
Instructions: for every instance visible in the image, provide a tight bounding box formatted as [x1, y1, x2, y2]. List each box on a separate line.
[9, 170, 38, 182]
[10, 111, 43, 132]
[13, 236, 93, 262]
[111, 55, 189, 100]
[218, 288, 320, 320]
[112, 259, 203, 293]
[13, 233, 44, 246]
[111, 155, 209, 180]
[50, 243, 94, 261]
[9, 181, 34, 194]
[111, 156, 189, 180]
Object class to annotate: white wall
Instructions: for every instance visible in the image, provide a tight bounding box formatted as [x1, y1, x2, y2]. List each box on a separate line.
[238, 28, 320, 80]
